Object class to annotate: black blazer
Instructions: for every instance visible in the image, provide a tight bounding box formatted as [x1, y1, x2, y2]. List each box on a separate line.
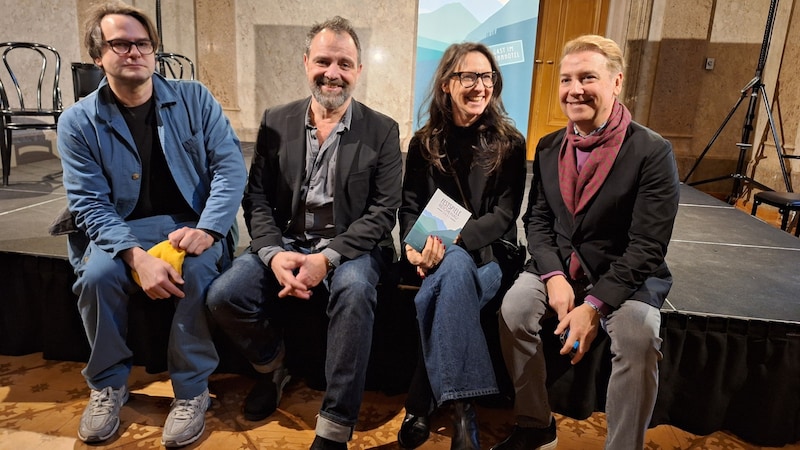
[400, 127, 527, 267]
[244, 97, 402, 261]
[524, 121, 680, 309]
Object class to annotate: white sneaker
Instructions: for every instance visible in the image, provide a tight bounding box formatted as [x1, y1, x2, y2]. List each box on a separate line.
[78, 385, 129, 443]
[161, 388, 210, 447]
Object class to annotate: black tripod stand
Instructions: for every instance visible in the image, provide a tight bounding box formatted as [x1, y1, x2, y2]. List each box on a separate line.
[682, 0, 791, 204]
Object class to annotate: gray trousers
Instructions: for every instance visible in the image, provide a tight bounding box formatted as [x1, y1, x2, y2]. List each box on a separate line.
[498, 271, 662, 449]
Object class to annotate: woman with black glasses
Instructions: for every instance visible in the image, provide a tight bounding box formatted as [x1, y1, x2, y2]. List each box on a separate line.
[397, 42, 526, 450]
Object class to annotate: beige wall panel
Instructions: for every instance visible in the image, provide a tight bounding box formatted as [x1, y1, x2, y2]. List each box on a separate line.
[195, 0, 237, 122]
[233, 0, 418, 144]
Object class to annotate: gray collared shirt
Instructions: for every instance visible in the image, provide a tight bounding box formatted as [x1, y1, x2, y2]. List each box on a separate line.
[257, 102, 353, 269]
[299, 102, 352, 240]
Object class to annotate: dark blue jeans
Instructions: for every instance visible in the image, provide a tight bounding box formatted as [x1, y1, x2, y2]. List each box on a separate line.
[413, 245, 502, 405]
[207, 249, 381, 442]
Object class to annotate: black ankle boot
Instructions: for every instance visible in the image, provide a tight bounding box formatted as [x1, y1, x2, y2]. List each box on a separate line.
[490, 418, 557, 450]
[398, 412, 430, 448]
[309, 435, 347, 450]
[450, 400, 480, 450]
[243, 366, 290, 421]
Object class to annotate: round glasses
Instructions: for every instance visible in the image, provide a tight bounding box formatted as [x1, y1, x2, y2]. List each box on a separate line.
[451, 71, 497, 88]
[104, 39, 155, 55]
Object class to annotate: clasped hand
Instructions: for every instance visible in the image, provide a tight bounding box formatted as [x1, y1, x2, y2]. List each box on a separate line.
[547, 275, 601, 365]
[405, 235, 446, 278]
[270, 251, 329, 299]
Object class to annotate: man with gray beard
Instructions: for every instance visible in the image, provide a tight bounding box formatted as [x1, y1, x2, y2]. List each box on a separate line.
[206, 16, 402, 450]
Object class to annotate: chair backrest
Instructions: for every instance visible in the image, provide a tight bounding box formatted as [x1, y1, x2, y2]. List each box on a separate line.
[0, 42, 62, 113]
[156, 52, 195, 80]
[70, 62, 104, 102]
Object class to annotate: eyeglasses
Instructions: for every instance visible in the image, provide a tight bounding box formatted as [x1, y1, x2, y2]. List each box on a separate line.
[451, 71, 497, 88]
[104, 39, 155, 55]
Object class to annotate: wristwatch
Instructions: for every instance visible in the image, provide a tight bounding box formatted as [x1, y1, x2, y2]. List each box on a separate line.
[585, 300, 604, 317]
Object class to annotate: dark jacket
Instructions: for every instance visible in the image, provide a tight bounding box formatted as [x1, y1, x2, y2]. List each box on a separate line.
[400, 123, 527, 267]
[524, 121, 680, 309]
[244, 97, 402, 261]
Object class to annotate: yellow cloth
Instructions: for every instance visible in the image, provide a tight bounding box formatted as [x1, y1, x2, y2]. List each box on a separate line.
[131, 240, 186, 287]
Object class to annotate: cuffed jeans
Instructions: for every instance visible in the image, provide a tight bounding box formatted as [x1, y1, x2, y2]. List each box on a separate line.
[413, 245, 502, 406]
[74, 215, 221, 400]
[499, 271, 662, 449]
[206, 249, 381, 443]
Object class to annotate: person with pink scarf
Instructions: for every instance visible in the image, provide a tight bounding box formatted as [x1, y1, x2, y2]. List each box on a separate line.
[493, 35, 680, 450]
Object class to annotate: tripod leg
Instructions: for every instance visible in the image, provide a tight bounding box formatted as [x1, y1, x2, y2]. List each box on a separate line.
[759, 85, 792, 192]
[728, 87, 762, 202]
[683, 92, 747, 183]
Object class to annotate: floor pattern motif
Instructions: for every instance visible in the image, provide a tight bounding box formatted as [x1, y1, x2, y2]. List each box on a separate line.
[0, 353, 794, 449]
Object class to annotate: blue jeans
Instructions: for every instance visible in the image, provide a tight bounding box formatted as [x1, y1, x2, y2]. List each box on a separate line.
[207, 249, 381, 442]
[74, 215, 222, 400]
[413, 245, 502, 405]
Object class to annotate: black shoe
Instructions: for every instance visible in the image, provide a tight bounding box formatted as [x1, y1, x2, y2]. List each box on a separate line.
[450, 400, 480, 450]
[490, 418, 558, 450]
[309, 435, 347, 450]
[398, 412, 431, 448]
[243, 366, 290, 421]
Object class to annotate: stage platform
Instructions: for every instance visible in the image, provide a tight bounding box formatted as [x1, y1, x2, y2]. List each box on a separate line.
[1, 152, 798, 447]
[666, 185, 800, 322]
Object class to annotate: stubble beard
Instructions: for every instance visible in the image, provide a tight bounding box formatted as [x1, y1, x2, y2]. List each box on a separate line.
[311, 76, 351, 110]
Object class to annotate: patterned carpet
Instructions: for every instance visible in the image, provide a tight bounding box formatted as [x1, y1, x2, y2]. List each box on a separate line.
[0, 353, 794, 449]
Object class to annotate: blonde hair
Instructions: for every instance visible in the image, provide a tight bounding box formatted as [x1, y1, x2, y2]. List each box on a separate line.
[562, 34, 625, 75]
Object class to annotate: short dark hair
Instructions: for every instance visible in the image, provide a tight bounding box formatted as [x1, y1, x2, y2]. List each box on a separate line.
[84, 0, 160, 61]
[304, 16, 361, 64]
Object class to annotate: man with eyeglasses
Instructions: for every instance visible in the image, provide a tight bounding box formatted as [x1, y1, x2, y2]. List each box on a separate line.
[57, 1, 246, 447]
[104, 38, 155, 55]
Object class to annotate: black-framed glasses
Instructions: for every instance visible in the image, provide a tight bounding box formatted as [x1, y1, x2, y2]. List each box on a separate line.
[452, 71, 497, 88]
[104, 39, 155, 55]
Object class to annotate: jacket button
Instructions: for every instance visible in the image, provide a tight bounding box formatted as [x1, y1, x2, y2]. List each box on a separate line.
[132, 173, 140, 180]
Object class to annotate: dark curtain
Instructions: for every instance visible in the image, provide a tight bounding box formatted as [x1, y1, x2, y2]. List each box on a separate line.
[2, 251, 799, 447]
[652, 312, 800, 447]
[541, 311, 800, 447]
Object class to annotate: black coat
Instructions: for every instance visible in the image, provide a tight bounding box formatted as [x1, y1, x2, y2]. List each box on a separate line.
[400, 123, 527, 267]
[244, 97, 402, 261]
[524, 121, 680, 309]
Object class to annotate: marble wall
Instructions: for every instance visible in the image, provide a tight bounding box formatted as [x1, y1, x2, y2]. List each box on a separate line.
[750, 0, 800, 194]
[1, 0, 798, 195]
[636, 0, 799, 195]
[224, 0, 418, 144]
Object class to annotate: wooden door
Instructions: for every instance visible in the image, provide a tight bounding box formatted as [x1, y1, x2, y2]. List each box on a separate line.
[526, 0, 610, 159]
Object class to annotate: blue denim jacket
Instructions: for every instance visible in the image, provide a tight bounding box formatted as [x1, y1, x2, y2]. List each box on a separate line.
[57, 74, 247, 268]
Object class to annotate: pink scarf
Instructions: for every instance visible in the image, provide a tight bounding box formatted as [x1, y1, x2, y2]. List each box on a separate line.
[558, 99, 632, 216]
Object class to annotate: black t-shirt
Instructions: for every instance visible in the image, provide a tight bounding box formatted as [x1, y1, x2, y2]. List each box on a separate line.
[115, 94, 196, 220]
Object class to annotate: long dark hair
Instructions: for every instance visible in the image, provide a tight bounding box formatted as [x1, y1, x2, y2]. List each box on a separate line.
[416, 42, 521, 174]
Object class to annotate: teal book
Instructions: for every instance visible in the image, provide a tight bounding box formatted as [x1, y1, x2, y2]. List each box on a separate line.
[404, 189, 471, 252]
